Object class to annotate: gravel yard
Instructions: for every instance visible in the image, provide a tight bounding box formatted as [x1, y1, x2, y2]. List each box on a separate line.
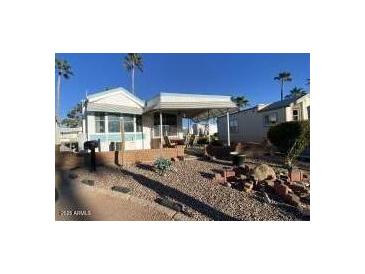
[68, 159, 307, 221]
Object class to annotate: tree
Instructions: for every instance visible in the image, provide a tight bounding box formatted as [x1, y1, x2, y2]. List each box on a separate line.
[61, 102, 82, 128]
[231, 96, 249, 110]
[274, 71, 292, 101]
[284, 87, 307, 99]
[123, 53, 143, 95]
[55, 58, 73, 119]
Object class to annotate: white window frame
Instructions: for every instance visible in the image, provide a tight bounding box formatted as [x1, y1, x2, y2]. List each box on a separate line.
[292, 108, 300, 121]
[264, 112, 278, 126]
[95, 113, 105, 133]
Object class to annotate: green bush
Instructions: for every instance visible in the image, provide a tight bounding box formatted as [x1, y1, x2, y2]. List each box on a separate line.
[154, 158, 172, 176]
[210, 139, 223, 146]
[197, 136, 209, 145]
[267, 121, 310, 153]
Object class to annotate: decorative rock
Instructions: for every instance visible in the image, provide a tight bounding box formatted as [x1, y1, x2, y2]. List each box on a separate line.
[285, 193, 301, 207]
[251, 164, 277, 181]
[233, 166, 244, 177]
[242, 165, 250, 174]
[243, 182, 253, 192]
[299, 206, 310, 217]
[213, 173, 226, 184]
[275, 183, 289, 197]
[81, 179, 94, 186]
[274, 179, 284, 187]
[240, 174, 248, 180]
[300, 193, 310, 204]
[111, 186, 131, 193]
[223, 169, 236, 179]
[284, 180, 293, 187]
[264, 179, 275, 188]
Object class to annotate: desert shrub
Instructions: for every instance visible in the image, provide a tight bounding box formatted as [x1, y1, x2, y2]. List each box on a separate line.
[197, 136, 209, 145]
[210, 139, 223, 146]
[285, 121, 310, 169]
[154, 158, 172, 176]
[267, 121, 310, 153]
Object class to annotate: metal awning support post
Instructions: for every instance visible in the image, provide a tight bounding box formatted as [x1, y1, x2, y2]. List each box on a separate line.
[207, 109, 210, 143]
[226, 110, 230, 147]
[160, 111, 163, 148]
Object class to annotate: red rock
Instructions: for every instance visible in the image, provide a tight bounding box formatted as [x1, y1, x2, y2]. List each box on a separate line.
[275, 183, 289, 197]
[223, 169, 236, 178]
[213, 173, 226, 184]
[289, 169, 303, 182]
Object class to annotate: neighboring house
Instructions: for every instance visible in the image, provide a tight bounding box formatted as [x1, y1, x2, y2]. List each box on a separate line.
[192, 122, 217, 136]
[82, 87, 237, 151]
[217, 94, 310, 144]
[55, 122, 83, 151]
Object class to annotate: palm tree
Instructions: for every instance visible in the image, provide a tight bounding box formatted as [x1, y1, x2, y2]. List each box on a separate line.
[231, 96, 249, 109]
[55, 58, 73, 119]
[123, 53, 143, 95]
[274, 72, 292, 101]
[284, 87, 307, 99]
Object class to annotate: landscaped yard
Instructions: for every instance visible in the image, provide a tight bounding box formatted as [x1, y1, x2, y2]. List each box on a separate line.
[63, 156, 310, 221]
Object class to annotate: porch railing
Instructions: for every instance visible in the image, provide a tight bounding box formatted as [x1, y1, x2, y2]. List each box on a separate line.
[153, 125, 179, 137]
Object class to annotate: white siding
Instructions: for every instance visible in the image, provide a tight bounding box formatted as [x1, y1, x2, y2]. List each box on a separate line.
[161, 94, 231, 103]
[218, 108, 267, 144]
[87, 115, 96, 135]
[142, 113, 153, 149]
[94, 92, 142, 108]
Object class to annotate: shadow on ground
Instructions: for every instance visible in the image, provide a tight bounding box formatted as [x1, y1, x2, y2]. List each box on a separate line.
[116, 167, 239, 221]
[55, 168, 95, 221]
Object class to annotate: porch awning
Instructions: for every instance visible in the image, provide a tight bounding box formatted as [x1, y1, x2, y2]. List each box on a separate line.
[144, 92, 238, 122]
[87, 102, 143, 115]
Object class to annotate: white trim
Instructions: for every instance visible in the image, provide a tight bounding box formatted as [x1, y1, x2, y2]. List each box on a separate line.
[88, 87, 145, 107]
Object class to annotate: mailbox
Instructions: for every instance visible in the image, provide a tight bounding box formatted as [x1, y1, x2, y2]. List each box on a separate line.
[84, 140, 98, 150]
[84, 140, 99, 172]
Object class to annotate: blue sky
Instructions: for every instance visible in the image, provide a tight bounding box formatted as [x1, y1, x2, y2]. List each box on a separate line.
[55, 53, 310, 118]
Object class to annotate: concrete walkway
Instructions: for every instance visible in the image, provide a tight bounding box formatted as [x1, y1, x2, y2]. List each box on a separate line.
[56, 173, 190, 221]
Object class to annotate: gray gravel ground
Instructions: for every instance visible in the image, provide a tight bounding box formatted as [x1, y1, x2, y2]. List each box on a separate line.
[69, 159, 306, 221]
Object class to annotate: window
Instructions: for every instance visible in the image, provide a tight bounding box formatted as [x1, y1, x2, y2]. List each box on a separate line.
[123, 115, 134, 133]
[136, 115, 142, 132]
[153, 113, 177, 137]
[293, 109, 300, 121]
[264, 112, 278, 126]
[108, 114, 120, 133]
[95, 113, 105, 133]
[107, 114, 135, 133]
[230, 116, 239, 133]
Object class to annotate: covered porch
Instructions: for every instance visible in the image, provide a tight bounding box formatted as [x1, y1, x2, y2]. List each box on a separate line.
[144, 93, 237, 149]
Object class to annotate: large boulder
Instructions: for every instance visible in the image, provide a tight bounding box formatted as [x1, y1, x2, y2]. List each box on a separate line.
[251, 164, 276, 181]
